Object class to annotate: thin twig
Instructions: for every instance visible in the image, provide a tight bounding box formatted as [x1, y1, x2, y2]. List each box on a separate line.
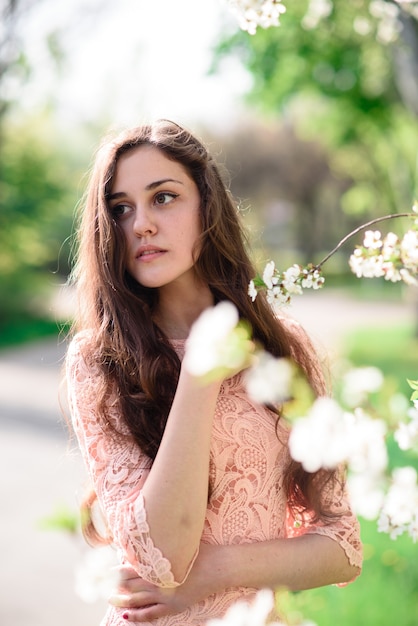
[316, 213, 416, 270]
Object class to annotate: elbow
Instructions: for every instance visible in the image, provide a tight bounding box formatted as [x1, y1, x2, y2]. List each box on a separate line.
[159, 520, 201, 583]
[334, 560, 362, 587]
[331, 556, 362, 587]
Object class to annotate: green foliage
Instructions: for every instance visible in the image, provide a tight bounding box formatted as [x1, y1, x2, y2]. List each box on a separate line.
[38, 504, 79, 535]
[0, 315, 65, 349]
[0, 115, 80, 327]
[217, 1, 397, 118]
[342, 322, 418, 397]
[408, 378, 418, 402]
[278, 520, 418, 625]
[276, 319, 418, 625]
[214, 1, 418, 222]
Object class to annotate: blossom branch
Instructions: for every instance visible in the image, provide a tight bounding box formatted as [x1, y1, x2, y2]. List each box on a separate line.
[249, 208, 418, 309]
[315, 212, 416, 269]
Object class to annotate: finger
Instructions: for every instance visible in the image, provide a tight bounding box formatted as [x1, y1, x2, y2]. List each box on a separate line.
[114, 565, 140, 581]
[112, 566, 158, 594]
[109, 591, 157, 609]
[116, 578, 158, 596]
[122, 603, 170, 622]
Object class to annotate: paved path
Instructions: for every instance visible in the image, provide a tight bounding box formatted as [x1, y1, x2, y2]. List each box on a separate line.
[0, 338, 107, 625]
[0, 292, 415, 626]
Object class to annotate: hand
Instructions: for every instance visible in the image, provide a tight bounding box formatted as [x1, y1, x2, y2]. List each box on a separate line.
[108, 543, 227, 623]
[109, 570, 179, 622]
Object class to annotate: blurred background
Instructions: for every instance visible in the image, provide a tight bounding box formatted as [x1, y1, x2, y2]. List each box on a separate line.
[0, 0, 417, 624]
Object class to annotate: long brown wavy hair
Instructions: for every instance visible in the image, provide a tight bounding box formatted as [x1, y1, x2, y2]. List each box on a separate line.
[69, 119, 342, 543]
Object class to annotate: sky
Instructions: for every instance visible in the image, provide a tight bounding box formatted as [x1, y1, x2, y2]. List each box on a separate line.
[15, 0, 252, 131]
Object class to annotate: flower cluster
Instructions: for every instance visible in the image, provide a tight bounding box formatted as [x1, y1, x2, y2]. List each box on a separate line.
[244, 351, 293, 405]
[248, 261, 324, 310]
[184, 299, 418, 542]
[302, 0, 333, 30]
[378, 467, 418, 541]
[226, 0, 287, 34]
[250, 210, 417, 308]
[207, 588, 282, 626]
[184, 300, 255, 383]
[349, 227, 418, 285]
[288, 399, 388, 475]
[394, 395, 418, 451]
[74, 546, 119, 603]
[227, 0, 418, 40]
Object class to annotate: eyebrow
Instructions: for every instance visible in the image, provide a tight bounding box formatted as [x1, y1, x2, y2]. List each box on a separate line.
[107, 178, 184, 201]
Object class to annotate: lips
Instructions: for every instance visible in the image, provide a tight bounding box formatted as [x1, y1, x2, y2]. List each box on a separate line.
[135, 245, 166, 260]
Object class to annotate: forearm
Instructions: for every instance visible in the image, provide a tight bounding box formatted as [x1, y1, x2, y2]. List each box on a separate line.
[213, 534, 361, 592]
[141, 367, 220, 581]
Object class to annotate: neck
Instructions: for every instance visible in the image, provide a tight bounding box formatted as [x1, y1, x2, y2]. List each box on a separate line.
[153, 281, 215, 340]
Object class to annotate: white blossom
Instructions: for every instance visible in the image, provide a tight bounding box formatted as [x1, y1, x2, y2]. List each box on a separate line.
[347, 473, 385, 520]
[369, 0, 402, 44]
[349, 226, 418, 285]
[74, 546, 119, 603]
[248, 279, 258, 301]
[245, 353, 293, 405]
[353, 16, 372, 36]
[381, 231, 399, 256]
[282, 264, 303, 295]
[363, 229, 383, 249]
[382, 261, 402, 282]
[289, 398, 351, 472]
[302, 0, 333, 30]
[301, 268, 324, 289]
[184, 301, 252, 380]
[206, 588, 285, 626]
[378, 467, 418, 540]
[267, 286, 291, 309]
[348, 250, 385, 278]
[250, 262, 325, 309]
[345, 409, 388, 475]
[227, 0, 287, 35]
[289, 399, 388, 477]
[401, 230, 418, 268]
[394, 402, 418, 450]
[341, 366, 384, 407]
[399, 268, 418, 286]
[262, 260, 278, 290]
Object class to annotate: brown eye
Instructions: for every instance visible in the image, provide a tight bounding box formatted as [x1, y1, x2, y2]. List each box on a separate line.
[111, 204, 131, 219]
[154, 192, 178, 205]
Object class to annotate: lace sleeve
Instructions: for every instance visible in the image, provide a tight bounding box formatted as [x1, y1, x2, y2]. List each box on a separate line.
[285, 476, 363, 576]
[66, 333, 187, 588]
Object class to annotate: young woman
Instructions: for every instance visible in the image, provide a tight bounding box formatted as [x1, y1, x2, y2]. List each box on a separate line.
[66, 119, 362, 625]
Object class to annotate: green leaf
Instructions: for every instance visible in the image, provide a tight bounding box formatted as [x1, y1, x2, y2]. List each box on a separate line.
[407, 379, 418, 402]
[38, 505, 79, 534]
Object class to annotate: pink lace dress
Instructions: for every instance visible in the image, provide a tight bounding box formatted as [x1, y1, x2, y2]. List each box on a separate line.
[66, 333, 363, 626]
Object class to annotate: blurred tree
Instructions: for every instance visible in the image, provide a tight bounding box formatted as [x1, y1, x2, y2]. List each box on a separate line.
[208, 119, 356, 263]
[0, 0, 36, 119]
[0, 0, 109, 337]
[0, 116, 80, 327]
[213, 0, 418, 256]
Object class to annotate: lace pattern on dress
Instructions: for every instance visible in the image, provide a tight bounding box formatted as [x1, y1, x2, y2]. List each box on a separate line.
[67, 331, 363, 624]
[66, 332, 184, 587]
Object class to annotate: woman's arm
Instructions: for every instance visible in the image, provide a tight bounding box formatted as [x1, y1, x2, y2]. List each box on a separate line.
[110, 534, 361, 622]
[67, 334, 221, 587]
[217, 533, 360, 591]
[139, 365, 221, 581]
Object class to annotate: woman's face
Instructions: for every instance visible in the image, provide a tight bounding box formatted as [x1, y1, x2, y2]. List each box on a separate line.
[108, 145, 202, 292]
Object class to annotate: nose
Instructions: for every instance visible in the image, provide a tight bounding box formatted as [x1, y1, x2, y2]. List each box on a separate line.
[133, 206, 157, 237]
